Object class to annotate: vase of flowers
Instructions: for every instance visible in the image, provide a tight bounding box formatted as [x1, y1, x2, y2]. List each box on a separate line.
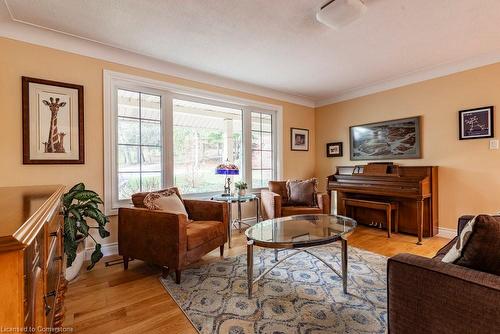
[235, 181, 248, 196]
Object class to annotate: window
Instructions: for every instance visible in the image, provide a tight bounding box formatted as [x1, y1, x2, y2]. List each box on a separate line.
[105, 71, 282, 214]
[116, 89, 163, 200]
[251, 112, 273, 188]
[173, 99, 242, 194]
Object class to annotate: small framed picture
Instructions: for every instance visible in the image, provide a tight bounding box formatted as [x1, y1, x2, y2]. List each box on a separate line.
[326, 142, 343, 157]
[459, 106, 494, 140]
[290, 128, 309, 151]
[22, 77, 84, 164]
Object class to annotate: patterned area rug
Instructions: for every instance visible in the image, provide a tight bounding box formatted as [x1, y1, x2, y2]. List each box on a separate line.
[160, 244, 387, 333]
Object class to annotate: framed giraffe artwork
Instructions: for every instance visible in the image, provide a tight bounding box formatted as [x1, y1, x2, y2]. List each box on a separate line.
[22, 77, 84, 164]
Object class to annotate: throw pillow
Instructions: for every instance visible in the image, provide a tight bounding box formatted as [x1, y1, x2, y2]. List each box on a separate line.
[143, 188, 189, 219]
[454, 214, 500, 275]
[286, 178, 318, 207]
[442, 216, 476, 263]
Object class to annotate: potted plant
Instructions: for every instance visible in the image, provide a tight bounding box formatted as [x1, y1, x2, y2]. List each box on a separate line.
[63, 183, 110, 281]
[235, 181, 248, 196]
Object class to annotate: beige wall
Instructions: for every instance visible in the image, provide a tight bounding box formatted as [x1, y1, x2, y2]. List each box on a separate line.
[0, 37, 316, 245]
[315, 62, 500, 230]
[4, 35, 499, 239]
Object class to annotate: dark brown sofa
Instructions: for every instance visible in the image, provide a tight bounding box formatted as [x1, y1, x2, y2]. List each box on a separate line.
[387, 216, 500, 333]
[118, 188, 229, 283]
[261, 180, 330, 219]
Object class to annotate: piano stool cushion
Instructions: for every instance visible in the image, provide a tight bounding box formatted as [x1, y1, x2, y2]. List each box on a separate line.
[281, 206, 322, 217]
[454, 214, 500, 275]
[286, 178, 318, 207]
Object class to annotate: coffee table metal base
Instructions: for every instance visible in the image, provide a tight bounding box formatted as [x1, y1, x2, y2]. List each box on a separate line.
[246, 238, 348, 298]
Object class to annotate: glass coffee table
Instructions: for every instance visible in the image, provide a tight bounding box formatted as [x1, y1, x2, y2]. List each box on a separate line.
[245, 214, 357, 298]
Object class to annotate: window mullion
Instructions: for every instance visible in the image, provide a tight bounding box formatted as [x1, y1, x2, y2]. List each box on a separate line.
[242, 108, 252, 190]
[163, 93, 174, 187]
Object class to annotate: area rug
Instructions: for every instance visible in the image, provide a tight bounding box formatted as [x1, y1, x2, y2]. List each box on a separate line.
[160, 244, 387, 333]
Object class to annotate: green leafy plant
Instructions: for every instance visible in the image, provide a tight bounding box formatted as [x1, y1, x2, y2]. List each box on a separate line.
[63, 183, 110, 270]
[235, 181, 248, 190]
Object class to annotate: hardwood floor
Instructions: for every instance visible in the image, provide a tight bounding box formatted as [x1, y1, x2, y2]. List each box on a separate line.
[64, 226, 451, 333]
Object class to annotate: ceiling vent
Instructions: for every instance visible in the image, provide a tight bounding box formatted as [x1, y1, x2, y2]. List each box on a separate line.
[316, 0, 367, 30]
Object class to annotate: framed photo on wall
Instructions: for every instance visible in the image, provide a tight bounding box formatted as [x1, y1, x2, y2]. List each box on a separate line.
[459, 106, 494, 140]
[290, 127, 309, 151]
[326, 142, 343, 157]
[350, 116, 421, 161]
[22, 77, 84, 164]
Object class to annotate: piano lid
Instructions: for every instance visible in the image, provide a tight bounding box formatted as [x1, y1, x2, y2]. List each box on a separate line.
[353, 162, 400, 177]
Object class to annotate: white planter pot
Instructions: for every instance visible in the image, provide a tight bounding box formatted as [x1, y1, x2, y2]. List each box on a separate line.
[65, 237, 85, 281]
[238, 189, 246, 196]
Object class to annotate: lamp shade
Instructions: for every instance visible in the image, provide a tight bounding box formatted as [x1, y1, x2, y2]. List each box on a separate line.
[215, 162, 239, 175]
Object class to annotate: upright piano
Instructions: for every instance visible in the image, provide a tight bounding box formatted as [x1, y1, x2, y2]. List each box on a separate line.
[327, 163, 438, 244]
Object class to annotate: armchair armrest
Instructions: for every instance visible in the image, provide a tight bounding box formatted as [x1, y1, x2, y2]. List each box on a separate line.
[118, 207, 188, 268]
[316, 192, 330, 214]
[388, 253, 500, 333]
[184, 199, 228, 225]
[260, 190, 282, 220]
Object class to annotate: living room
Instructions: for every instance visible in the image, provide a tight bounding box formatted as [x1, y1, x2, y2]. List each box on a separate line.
[0, 1, 498, 333]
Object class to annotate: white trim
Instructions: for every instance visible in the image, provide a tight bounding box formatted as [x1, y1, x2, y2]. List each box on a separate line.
[104, 70, 284, 112]
[316, 48, 500, 106]
[437, 227, 456, 239]
[85, 242, 118, 260]
[0, 8, 314, 107]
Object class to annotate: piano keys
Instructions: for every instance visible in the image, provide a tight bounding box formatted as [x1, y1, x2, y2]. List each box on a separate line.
[327, 163, 438, 244]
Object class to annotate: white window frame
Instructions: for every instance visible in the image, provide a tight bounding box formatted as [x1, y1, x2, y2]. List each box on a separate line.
[104, 70, 283, 215]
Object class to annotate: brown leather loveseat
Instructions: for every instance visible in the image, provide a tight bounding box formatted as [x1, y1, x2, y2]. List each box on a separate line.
[118, 188, 229, 283]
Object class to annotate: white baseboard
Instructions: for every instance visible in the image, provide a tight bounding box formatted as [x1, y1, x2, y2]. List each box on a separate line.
[85, 242, 119, 260]
[437, 227, 457, 239]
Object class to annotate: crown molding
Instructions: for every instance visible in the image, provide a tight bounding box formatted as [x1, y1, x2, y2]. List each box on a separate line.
[0, 5, 315, 108]
[3, 2, 500, 109]
[316, 49, 500, 107]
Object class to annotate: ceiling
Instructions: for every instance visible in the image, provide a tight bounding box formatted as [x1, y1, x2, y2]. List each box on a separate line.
[3, 0, 500, 105]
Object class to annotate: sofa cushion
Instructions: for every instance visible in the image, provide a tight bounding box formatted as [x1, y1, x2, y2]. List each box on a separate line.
[186, 221, 225, 250]
[286, 178, 318, 207]
[454, 214, 500, 275]
[132, 187, 183, 208]
[281, 206, 323, 217]
[268, 181, 289, 206]
[143, 189, 189, 219]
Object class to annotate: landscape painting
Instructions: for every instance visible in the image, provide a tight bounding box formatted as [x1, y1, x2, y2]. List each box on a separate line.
[350, 116, 421, 161]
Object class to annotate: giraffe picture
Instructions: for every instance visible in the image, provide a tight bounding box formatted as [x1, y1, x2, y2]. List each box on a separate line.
[22, 77, 84, 164]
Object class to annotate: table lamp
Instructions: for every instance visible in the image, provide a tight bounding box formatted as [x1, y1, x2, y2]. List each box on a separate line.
[215, 162, 239, 196]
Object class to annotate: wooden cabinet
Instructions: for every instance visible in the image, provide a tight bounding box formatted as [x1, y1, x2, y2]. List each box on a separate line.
[0, 185, 66, 332]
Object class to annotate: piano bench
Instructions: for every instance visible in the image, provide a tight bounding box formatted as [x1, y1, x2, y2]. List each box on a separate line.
[342, 198, 399, 238]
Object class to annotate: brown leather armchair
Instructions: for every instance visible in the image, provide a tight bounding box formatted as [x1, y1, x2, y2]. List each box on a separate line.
[260, 181, 330, 220]
[118, 188, 229, 284]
